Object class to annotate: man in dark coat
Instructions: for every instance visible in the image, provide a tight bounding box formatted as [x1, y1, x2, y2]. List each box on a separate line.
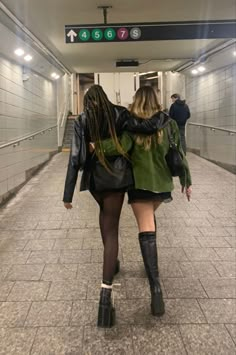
[169, 93, 191, 154]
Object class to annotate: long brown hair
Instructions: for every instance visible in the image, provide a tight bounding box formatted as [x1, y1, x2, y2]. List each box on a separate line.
[130, 86, 161, 119]
[84, 85, 125, 171]
[130, 86, 162, 150]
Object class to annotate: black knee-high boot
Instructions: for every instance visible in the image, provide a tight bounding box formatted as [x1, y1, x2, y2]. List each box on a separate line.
[97, 282, 115, 328]
[153, 214, 159, 277]
[139, 231, 165, 316]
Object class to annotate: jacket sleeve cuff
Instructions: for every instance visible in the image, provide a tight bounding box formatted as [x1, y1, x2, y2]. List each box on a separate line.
[179, 168, 192, 187]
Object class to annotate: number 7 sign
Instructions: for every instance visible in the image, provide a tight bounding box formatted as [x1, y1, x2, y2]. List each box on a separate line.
[117, 28, 129, 40]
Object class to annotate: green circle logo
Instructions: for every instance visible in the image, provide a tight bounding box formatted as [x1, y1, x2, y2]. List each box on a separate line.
[104, 28, 116, 41]
[79, 29, 90, 41]
[92, 29, 103, 41]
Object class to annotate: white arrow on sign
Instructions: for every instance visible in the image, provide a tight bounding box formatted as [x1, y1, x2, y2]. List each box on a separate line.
[67, 30, 77, 42]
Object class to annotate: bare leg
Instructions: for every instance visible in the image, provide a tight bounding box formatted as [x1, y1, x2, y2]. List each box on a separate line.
[131, 201, 156, 233]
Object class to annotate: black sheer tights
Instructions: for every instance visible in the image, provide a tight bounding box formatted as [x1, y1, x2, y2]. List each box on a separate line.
[90, 191, 125, 284]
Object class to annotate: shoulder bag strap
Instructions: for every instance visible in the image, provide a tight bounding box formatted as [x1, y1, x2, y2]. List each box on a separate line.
[166, 123, 177, 148]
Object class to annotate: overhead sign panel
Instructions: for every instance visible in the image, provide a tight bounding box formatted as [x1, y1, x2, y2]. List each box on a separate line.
[65, 20, 236, 43]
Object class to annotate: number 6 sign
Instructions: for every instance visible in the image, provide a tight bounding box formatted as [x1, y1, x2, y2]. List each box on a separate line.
[104, 28, 116, 40]
[117, 28, 129, 40]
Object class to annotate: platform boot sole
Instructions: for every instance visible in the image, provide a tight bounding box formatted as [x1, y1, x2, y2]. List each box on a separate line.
[151, 293, 165, 316]
[97, 304, 116, 328]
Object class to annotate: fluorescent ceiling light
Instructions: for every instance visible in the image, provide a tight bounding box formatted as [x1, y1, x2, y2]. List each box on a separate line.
[24, 55, 33, 62]
[191, 69, 198, 74]
[139, 71, 156, 76]
[51, 73, 60, 79]
[146, 75, 159, 80]
[198, 66, 206, 72]
[14, 48, 25, 56]
[233, 51, 236, 56]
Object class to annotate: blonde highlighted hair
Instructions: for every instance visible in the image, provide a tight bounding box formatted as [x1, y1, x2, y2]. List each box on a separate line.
[130, 86, 163, 150]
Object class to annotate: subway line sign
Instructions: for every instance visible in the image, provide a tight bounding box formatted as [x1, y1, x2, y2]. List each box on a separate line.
[66, 26, 141, 43]
[65, 20, 236, 43]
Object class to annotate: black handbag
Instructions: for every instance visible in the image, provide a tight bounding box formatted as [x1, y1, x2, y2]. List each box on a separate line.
[165, 124, 184, 177]
[71, 113, 87, 170]
[93, 156, 134, 191]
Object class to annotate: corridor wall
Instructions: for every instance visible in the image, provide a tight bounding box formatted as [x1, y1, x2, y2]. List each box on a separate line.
[0, 23, 58, 204]
[186, 63, 236, 172]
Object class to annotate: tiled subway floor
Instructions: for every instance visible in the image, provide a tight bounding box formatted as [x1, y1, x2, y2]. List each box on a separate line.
[0, 152, 235, 355]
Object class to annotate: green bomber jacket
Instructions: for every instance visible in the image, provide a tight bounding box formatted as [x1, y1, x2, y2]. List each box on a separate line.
[99, 119, 192, 193]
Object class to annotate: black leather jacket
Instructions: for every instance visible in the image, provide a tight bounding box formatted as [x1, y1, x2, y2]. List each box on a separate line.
[126, 111, 170, 133]
[63, 108, 170, 203]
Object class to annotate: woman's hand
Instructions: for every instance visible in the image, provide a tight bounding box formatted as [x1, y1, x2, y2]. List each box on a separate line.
[181, 186, 192, 201]
[64, 202, 73, 209]
[89, 142, 95, 153]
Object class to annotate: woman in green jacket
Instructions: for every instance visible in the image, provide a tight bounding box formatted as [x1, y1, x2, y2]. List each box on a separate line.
[95, 86, 192, 317]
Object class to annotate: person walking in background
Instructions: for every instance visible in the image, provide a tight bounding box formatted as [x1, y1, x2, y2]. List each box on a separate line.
[93, 86, 192, 319]
[169, 93, 191, 154]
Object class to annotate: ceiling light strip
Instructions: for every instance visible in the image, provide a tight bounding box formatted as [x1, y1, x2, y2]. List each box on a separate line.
[146, 75, 159, 80]
[0, 1, 71, 75]
[139, 71, 156, 76]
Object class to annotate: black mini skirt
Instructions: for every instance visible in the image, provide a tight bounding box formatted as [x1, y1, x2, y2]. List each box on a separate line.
[128, 189, 172, 204]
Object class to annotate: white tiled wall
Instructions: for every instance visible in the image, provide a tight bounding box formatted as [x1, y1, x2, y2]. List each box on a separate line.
[0, 57, 57, 143]
[186, 64, 236, 169]
[0, 56, 58, 204]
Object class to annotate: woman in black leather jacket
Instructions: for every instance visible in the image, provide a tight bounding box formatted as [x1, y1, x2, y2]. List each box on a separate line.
[63, 85, 170, 328]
